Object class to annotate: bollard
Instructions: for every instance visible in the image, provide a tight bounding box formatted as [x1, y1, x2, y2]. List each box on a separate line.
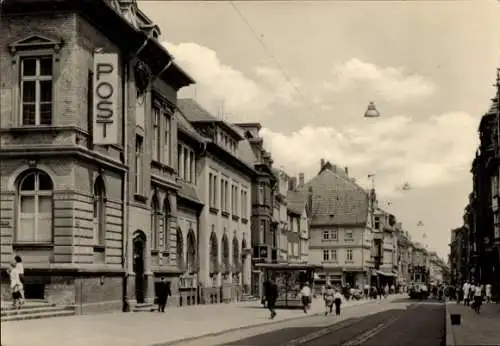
[450, 313, 461, 326]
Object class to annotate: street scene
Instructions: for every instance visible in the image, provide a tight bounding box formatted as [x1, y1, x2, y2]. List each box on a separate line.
[0, 0, 500, 346]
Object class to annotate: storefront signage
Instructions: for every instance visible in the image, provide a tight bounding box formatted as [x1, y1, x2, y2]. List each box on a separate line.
[93, 53, 119, 145]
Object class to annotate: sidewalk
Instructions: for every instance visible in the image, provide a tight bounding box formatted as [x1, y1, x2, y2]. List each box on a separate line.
[0, 296, 400, 346]
[445, 301, 500, 346]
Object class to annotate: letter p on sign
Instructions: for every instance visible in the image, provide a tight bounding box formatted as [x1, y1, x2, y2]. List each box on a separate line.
[93, 53, 119, 145]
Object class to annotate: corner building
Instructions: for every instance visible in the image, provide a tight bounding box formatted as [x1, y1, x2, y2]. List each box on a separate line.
[0, 0, 193, 312]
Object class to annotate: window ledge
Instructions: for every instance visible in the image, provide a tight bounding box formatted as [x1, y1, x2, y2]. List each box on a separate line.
[209, 207, 219, 215]
[93, 245, 105, 253]
[3, 126, 66, 138]
[134, 193, 148, 203]
[241, 218, 248, 224]
[221, 211, 230, 218]
[13, 242, 53, 249]
[232, 215, 240, 221]
[151, 160, 175, 174]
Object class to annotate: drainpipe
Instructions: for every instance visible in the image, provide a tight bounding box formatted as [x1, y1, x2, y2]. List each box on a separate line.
[121, 59, 130, 312]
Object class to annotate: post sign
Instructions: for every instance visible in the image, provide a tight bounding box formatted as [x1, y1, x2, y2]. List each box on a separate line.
[93, 53, 119, 145]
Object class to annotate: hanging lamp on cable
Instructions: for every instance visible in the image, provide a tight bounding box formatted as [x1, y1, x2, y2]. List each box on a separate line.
[364, 101, 380, 118]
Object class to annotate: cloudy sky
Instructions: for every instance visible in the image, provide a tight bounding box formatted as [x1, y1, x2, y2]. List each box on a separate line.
[140, 0, 500, 258]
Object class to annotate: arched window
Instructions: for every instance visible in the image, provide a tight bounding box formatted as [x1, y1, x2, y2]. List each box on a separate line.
[93, 176, 106, 246]
[163, 198, 171, 250]
[151, 195, 160, 250]
[222, 234, 229, 272]
[187, 229, 196, 273]
[176, 228, 184, 270]
[232, 236, 240, 272]
[209, 230, 218, 273]
[17, 170, 53, 243]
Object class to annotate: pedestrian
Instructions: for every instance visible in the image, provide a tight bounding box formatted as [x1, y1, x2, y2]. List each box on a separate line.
[323, 284, 335, 315]
[334, 289, 342, 316]
[485, 283, 492, 304]
[156, 277, 170, 312]
[263, 279, 278, 319]
[463, 281, 470, 306]
[14, 255, 25, 304]
[8, 262, 23, 309]
[472, 284, 483, 314]
[300, 282, 312, 313]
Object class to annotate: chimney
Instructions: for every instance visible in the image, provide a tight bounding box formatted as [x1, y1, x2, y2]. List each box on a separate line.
[320, 158, 325, 170]
[298, 173, 305, 187]
[289, 177, 297, 191]
[307, 186, 313, 216]
[344, 167, 349, 175]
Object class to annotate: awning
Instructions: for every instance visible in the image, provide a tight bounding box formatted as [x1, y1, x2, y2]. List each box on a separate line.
[376, 270, 395, 277]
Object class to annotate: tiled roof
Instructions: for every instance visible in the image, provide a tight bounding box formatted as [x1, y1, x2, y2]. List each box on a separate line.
[175, 108, 208, 143]
[302, 161, 369, 226]
[233, 125, 258, 166]
[177, 99, 243, 140]
[287, 190, 308, 215]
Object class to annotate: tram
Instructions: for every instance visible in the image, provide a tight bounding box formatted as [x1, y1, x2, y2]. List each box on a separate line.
[255, 263, 323, 308]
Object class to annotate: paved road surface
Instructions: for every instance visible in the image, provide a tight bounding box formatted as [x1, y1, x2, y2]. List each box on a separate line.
[166, 299, 444, 346]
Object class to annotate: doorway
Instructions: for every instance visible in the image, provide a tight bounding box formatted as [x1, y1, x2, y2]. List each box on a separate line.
[133, 232, 146, 304]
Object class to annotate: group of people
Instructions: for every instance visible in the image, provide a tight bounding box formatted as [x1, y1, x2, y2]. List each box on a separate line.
[7, 256, 25, 309]
[454, 281, 492, 314]
[261, 280, 345, 319]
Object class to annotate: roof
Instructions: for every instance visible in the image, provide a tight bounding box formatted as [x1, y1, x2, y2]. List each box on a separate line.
[175, 108, 208, 143]
[302, 161, 369, 226]
[177, 181, 202, 205]
[177, 99, 243, 140]
[287, 190, 308, 215]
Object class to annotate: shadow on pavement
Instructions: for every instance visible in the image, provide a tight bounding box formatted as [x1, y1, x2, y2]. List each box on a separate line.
[220, 308, 408, 346]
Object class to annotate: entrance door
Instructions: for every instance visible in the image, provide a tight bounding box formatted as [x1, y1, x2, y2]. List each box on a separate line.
[133, 233, 146, 304]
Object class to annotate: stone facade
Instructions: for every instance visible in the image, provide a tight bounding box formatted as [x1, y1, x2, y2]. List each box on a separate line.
[0, 0, 193, 313]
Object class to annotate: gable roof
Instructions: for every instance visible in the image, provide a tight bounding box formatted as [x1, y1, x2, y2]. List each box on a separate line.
[302, 161, 369, 226]
[175, 107, 208, 143]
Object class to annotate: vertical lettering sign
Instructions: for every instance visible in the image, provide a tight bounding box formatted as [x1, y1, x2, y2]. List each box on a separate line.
[93, 53, 119, 145]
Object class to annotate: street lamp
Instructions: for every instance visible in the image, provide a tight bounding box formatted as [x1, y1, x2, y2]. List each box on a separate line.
[364, 102, 381, 118]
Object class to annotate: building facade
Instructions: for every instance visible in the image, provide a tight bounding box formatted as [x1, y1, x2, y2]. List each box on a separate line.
[0, 0, 194, 313]
[234, 123, 276, 297]
[273, 168, 290, 263]
[306, 160, 373, 289]
[287, 187, 311, 264]
[177, 100, 253, 303]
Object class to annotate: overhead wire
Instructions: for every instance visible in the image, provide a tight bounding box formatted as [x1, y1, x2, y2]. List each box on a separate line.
[228, 1, 325, 117]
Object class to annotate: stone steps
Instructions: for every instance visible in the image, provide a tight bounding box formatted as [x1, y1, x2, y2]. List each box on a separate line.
[1, 300, 76, 322]
[133, 302, 156, 312]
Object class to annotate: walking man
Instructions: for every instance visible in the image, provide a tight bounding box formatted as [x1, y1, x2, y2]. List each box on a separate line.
[334, 289, 343, 316]
[263, 279, 278, 319]
[300, 282, 312, 313]
[157, 277, 171, 312]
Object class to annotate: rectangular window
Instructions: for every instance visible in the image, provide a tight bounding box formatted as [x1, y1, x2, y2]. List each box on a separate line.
[234, 186, 239, 215]
[20, 57, 53, 126]
[220, 179, 225, 211]
[322, 230, 329, 240]
[241, 190, 245, 218]
[331, 250, 337, 261]
[163, 113, 171, 165]
[331, 230, 338, 240]
[374, 217, 380, 230]
[259, 220, 266, 244]
[258, 185, 264, 205]
[345, 230, 353, 240]
[177, 144, 182, 177]
[209, 173, 214, 207]
[346, 249, 353, 261]
[152, 107, 160, 161]
[190, 150, 195, 183]
[183, 147, 189, 181]
[323, 250, 329, 261]
[214, 175, 218, 208]
[135, 135, 143, 194]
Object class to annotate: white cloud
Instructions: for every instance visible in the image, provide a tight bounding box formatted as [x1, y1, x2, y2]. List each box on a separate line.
[325, 58, 437, 102]
[164, 42, 300, 118]
[261, 111, 478, 196]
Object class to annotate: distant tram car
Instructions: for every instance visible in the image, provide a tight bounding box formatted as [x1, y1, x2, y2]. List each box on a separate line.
[409, 282, 429, 299]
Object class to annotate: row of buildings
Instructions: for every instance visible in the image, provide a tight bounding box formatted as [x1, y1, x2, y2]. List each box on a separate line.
[0, 0, 447, 314]
[449, 70, 500, 299]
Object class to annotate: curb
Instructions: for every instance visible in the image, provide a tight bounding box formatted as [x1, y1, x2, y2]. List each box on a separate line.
[151, 299, 380, 346]
[444, 302, 457, 346]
